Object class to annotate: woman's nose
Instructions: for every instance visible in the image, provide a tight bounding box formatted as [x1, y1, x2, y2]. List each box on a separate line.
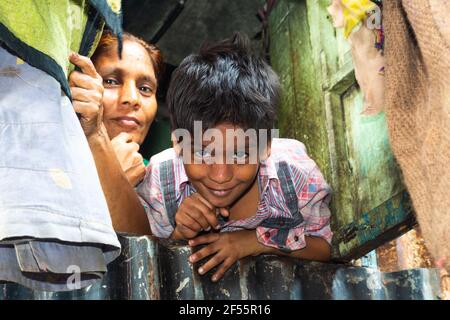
[119, 81, 140, 110]
[208, 164, 233, 184]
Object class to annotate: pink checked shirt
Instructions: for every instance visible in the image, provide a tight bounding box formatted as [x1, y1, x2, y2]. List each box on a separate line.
[137, 138, 333, 251]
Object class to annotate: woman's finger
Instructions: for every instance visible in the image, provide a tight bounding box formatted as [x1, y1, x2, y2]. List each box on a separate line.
[112, 132, 134, 144]
[72, 101, 99, 118]
[70, 87, 102, 104]
[132, 151, 144, 164]
[130, 142, 140, 153]
[136, 163, 146, 178]
[69, 52, 100, 79]
[69, 71, 103, 91]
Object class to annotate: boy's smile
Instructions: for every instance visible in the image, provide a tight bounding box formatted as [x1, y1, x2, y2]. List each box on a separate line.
[205, 185, 233, 198]
[187, 163, 259, 213]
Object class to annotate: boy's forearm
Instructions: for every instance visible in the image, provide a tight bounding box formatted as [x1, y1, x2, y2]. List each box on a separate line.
[87, 129, 151, 235]
[251, 232, 331, 262]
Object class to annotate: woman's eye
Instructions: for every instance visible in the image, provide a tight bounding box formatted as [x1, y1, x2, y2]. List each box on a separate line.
[139, 86, 153, 94]
[104, 79, 118, 86]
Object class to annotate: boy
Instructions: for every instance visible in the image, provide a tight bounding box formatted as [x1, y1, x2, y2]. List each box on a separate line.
[137, 33, 332, 282]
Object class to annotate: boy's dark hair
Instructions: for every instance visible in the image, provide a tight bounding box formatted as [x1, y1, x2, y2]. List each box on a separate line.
[166, 33, 280, 141]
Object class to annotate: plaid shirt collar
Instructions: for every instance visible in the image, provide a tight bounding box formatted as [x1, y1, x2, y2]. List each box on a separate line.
[174, 155, 190, 201]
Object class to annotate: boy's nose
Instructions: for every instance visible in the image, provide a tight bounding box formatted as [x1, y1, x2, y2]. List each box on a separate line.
[207, 164, 233, 185]
[120, 81, 140, 110]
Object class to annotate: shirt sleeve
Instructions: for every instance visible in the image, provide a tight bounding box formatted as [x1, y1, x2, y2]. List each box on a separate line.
[136, 162, 175, 238]
[297, 165, 333, 245]
[256, 148, 333, 252]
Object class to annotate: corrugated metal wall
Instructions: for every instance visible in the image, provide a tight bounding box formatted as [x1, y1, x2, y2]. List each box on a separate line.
[0, 235, 441, 300]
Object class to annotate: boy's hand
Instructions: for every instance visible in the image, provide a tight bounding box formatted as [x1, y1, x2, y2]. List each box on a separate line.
[111, 132, 146, 187]
[173, 193, 220, 240]
[188, 230, 261, 282]
[68, 52, 104, 138]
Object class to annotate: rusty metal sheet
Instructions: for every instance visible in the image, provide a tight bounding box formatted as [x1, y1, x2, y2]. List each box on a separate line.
[0, 235, 441, 300]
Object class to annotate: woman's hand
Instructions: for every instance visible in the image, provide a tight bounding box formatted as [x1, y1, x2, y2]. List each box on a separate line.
[68, 52, 104, 138]
[111, 132, 146, 187]
[188, 230, 262, 282]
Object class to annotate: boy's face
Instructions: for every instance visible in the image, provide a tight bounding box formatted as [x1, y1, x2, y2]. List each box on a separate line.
[182, 122, 269, 209]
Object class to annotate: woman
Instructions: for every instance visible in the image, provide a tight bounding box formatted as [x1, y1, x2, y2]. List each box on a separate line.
[68, 31, 162, 234]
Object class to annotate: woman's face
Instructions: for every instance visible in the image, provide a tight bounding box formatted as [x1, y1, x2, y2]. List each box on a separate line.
[93, 40, 157, 145]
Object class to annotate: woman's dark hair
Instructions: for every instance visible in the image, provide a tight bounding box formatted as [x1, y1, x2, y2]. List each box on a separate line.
[92, 30, 164, 81]
[166, 32, 280, 141]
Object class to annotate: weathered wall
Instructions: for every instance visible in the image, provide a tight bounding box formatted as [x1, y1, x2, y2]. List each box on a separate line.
[123, 0, 266, 65]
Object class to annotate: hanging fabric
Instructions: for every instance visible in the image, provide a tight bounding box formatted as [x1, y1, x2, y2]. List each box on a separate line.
[384, 0, 450, 273]
[0, 0, 122, 291]
[328, 0, 385, 116]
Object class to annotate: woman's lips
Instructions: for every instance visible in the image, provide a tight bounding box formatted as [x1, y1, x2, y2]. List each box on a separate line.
[113, 116, 140, 129]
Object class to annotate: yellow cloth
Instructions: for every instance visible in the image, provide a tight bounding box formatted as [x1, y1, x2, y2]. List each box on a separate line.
[0, 0, 122, 98]
[342, 0, 378, 38]
[0, 0, 96, 78]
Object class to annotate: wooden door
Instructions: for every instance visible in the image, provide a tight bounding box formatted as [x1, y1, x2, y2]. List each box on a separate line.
[269, 0, 415, 261]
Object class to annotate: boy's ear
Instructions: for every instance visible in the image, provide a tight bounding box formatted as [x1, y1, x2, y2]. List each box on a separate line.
[171, 132, 182, 156]
[260, 141, 272, 161]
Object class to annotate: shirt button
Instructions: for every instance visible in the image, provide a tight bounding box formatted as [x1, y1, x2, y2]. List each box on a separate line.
[264, 231, 271, 238]
[294, 236, 299, 241]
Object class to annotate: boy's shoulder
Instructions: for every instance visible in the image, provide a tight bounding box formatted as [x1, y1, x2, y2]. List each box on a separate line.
[270, 138, 306, 153]
[146, 148, 184, 181]
[143, 148, 187, 193]
[268, 138, 318, 175]
[148, 148, 179, 166]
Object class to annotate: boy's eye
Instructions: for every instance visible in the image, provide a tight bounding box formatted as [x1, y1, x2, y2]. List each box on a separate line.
[194, 149, 212, 158]
[233, 151, 249, 159]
